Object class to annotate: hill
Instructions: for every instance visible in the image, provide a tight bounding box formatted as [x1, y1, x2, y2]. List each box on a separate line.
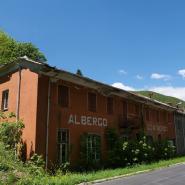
[134, 91, 185, 109]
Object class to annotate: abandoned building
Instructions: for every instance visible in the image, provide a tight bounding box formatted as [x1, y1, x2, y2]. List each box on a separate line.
[0, 57, 184, 167]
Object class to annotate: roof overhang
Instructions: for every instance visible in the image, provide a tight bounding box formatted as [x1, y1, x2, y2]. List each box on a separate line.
[0, 57, 177, 112]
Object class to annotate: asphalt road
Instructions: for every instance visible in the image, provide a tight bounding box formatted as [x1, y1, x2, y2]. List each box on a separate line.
[95, 164, 185, 185]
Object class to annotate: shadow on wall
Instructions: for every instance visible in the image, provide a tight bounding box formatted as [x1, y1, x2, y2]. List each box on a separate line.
[18, 140, 35, 162]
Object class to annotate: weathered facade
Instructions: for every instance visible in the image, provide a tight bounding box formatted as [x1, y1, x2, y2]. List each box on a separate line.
[0, 57, 179, 167]
[174, 111, 185, 155]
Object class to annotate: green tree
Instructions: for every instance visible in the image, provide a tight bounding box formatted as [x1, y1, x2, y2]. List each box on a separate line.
[0, 31, 47, 64]
[76, 69, 83, 76]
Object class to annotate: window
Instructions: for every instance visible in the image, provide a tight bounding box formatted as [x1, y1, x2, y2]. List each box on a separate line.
[1, 90, 9, 111]
[128, 102, 139, 115]
[145, 109, 150, 121]
[107, 97, 113, 114]
[158, 134, 161, 141]
[160, 111, 167, 123]
[58, 129, 69, 164]
[86, 134, 101, 161]
[88, 92, 97, 112]
[167, 113, 173, 123]
[58, 85, 69, 107]
[146, 135, 153, 144]
[156, 111, 160, 122]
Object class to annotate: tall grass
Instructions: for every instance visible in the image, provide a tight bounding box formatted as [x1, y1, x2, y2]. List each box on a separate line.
[1, 141, 185, 185]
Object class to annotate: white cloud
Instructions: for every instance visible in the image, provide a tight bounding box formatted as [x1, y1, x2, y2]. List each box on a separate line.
[112, 82, 135, 91]
[136, 75, 143, 80]
[112, 82, 185, 101]
[118, 69, 127, 75]
[151, 73, 171, 81]
[178, 69, 185, 79]
[149, 86, 185, 101]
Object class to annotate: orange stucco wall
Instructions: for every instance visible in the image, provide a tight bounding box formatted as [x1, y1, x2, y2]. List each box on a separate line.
[0, 69, 38, 158]
[0, 70, 175, 166]
[36, 76, 175, 166]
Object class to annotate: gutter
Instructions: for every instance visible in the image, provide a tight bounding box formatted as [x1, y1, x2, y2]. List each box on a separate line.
[16, 66, 21, 121]
[46, 79, 51, 169]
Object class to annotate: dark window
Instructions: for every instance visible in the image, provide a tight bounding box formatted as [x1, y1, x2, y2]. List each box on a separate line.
[160, 111, 167, 123]
[156, 111, 160, 122]
[58, 85, 69, 107]
[145, 109, 150, 121]
[135, 104, 140, 115]
[158, 134, 161, 141]
[167, 113, 173, 123]
[128, 103, 139, 115]
[146, 135, 153, 144]
[86, 134, 101, 161]
[88, 92, 96, 112]
[107, 97, 113, 114]
[1, 90, 9, 111]
[136, 133, 140, 140]
[58, 129, 69, 164]
[122, 100, 127, 117]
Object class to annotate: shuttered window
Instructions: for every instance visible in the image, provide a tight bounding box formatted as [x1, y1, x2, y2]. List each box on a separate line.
[107, 97, 113, 114]
[88, 92, 97, 112]
[145, 109, 150, 121]
[58, 85, 69, 107]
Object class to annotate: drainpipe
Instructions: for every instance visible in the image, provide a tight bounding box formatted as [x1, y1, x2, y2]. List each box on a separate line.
[46, 79, 51, 169]
[16, 66, 21, 121]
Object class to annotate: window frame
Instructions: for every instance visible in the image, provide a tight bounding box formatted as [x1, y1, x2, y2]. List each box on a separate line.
[145, 109, 150, 121]
[58, 85, 70, 108]
[107, 97, 114, 115]
[87, 92, 97, 112]
[57, 129, 70, 164]
[1, 89, 9, 111]
[86, 134, 101, 162]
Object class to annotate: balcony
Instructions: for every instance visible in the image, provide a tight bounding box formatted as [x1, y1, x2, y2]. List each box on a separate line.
[118, 115, 141, 129]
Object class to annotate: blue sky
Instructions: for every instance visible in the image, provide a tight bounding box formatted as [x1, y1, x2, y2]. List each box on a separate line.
[1, 0, 185, 100]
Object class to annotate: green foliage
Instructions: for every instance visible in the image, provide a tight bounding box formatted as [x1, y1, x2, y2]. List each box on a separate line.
[122, 136, 154, 165]
[153, 140, 176, 160]
[0, 30, 47, 64]
[135, 91, 185, 109]
[28, 153, 45, 168]
[105, 128, 176, 168]
[0, 112, 24, 150]
[105, 128, 125, 167]
[0, 139, 183, 185]
[78, 133, 101, 171]
[76, 69, 83, 76]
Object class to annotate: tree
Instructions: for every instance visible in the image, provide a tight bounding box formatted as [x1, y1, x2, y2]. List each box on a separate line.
[0, 31, 47, 64]
[76, 69, 83, 76]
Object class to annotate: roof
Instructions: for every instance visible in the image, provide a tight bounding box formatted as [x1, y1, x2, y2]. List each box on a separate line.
[0, 56, 179, 112]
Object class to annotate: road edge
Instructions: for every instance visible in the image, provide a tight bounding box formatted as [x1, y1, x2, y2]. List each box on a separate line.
[78, 162, 185, 185]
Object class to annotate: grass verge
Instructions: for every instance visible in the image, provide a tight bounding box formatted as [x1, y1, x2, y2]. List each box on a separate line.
[42, 156, 185, 185]
[1, 140, 185, 185]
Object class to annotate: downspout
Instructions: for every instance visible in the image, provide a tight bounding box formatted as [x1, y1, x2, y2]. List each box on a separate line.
[16, 66, 21, 121]
[46, 78, 51, 169]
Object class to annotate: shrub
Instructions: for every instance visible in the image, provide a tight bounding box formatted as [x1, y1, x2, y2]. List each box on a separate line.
[0, 112, 24, 151]
[105, 128, 176, 168]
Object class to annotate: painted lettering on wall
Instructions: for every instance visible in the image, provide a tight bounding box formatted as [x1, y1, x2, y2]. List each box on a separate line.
[147, 124, 167, 132]
[68, 114, 108, 127]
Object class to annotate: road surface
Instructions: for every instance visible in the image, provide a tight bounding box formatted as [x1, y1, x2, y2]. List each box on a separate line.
[95, 164, 185, 185]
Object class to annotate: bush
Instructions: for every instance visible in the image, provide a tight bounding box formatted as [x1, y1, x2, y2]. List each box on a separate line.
[105, 128, 126, 167]
[105, 128, 176, 168]
[0, 112, 24, 151]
